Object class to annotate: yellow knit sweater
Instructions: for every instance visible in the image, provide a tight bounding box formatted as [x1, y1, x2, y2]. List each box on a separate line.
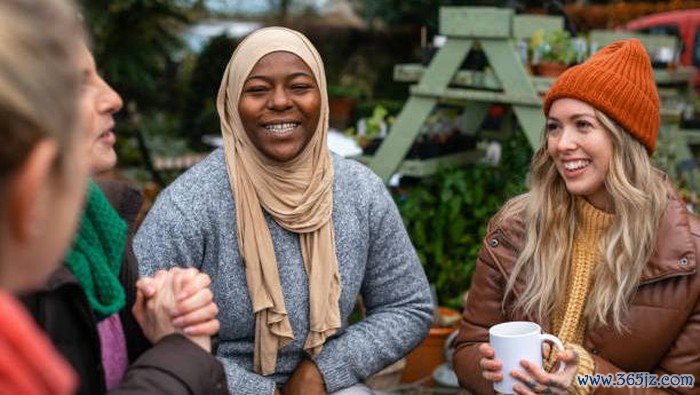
[551, 198, 613, 394]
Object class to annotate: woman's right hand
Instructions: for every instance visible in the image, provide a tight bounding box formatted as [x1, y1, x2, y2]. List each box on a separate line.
[478, 343, 504, 383]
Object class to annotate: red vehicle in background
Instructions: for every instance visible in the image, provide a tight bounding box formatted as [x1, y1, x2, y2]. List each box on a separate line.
[625, 9, 700, 91]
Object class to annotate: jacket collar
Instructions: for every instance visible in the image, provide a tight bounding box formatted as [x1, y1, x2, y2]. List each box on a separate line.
[94, 178, 144, 231]
[41, 266, 79, 292]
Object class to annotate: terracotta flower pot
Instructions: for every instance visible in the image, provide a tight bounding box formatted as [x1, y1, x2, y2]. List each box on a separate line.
[534, 61, 568, 77]
[328, 97, 356, 129]
[401, 326, 456, 384]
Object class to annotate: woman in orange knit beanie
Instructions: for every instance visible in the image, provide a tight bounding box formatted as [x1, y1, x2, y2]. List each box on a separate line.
[453, 38, 700, 395]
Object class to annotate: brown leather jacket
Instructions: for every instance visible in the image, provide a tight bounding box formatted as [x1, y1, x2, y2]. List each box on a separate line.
[453, 188, 700, 395]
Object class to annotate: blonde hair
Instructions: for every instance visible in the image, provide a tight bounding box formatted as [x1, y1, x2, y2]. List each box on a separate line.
[503, 110, 667, 331]
[0, 0, 82, 186]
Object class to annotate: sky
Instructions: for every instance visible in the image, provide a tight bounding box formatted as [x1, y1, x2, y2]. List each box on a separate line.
[181, 0, 342, 52]
[203, 0, 329, 15]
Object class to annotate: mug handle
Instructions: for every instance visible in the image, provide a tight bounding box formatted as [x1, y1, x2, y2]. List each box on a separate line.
[540, 334, 566, 373]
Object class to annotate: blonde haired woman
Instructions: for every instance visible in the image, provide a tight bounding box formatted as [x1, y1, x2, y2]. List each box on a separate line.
[453, 39, 699, 395]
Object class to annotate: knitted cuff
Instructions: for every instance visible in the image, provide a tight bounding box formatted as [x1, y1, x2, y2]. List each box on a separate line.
[567, 343, 596, 395]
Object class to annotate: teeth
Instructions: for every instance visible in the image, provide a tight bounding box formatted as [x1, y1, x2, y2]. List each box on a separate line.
[264, 123, 298, 134]
[564, 160, 589, 170]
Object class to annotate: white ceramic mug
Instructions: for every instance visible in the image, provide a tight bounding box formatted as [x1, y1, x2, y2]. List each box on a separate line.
[489, 321, 565, 394]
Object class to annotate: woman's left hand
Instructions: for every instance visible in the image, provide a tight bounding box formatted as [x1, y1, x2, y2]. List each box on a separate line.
[510, 348, 581, 395]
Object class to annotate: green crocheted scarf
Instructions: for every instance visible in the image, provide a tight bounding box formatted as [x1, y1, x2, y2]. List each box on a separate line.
[65, 180, 126, 320]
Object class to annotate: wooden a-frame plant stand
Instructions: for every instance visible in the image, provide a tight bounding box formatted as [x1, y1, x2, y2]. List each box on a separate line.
[368, 7, 563, 183]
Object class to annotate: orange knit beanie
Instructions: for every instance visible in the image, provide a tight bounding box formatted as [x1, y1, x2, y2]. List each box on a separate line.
[544, 39, 660, 154]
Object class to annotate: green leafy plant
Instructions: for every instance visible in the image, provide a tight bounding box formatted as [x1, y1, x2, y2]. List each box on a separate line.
[395, 131, 531, 309]
[530, 29, 576, 65]
[365, 105, 389, 140]
[344, 105, 393, 149]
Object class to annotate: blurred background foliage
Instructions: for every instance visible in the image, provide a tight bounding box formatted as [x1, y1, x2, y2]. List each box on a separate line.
[395, 130, 531, 309]
[180, 34, 239, 148]
[82, 0, 192, 111]
[80, 0, 694, 303]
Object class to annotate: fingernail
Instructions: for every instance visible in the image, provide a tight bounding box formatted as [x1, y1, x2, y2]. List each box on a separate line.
[170, 308, 179, 317]
[177, 291, 188, 301]
[145, 286, 155, 295]
[173, 317, 184, 326]
[184, 327, 194, 335]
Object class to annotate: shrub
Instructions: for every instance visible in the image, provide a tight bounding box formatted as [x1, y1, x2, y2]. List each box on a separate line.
[395, 130, 531, 309]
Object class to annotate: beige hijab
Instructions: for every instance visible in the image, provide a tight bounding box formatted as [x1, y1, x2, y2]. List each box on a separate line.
[216, 27, 341, 376]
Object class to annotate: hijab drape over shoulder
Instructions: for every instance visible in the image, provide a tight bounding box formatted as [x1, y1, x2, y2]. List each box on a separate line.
[216, 27, 341, 376]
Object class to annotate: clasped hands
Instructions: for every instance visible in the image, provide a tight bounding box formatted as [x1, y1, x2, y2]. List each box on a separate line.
[132, 267, 327, 394]
[132, 267, 220, 352]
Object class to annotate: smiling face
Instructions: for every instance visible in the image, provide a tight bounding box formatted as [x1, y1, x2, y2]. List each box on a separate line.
[237, 51, 321, 162]
[77, 44, 123, 174]
[546, 98, 614, 210]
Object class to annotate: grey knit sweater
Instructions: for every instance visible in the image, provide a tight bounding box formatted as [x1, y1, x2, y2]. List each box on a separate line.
[133, 148, 433, 394]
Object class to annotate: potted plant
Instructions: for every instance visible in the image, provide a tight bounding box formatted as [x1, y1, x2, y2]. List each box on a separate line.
[328, 60, 375, 129]
[328, 84, 361, 129]
[345, 105, 391, 156]
[406, 106, 477, 159]
[530, 29, 576, 77]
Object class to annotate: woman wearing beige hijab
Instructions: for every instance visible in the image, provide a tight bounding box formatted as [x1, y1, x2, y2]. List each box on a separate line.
[134, 27, 433, 394]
